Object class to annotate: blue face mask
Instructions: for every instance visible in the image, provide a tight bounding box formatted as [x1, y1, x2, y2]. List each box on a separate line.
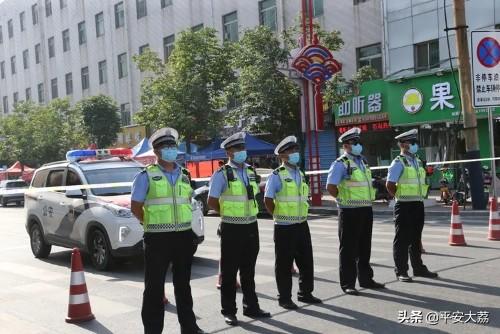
[161, 147, 178, 162]
[409, 143, 419, 154]
[233, 150, 247, 164]
[288, 152, 300, 165]
[351, 143, 363, 156]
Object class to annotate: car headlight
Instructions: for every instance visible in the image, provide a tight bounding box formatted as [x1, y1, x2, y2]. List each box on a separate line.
[104, 203, 132, 218]
[119, 226, 131, 242]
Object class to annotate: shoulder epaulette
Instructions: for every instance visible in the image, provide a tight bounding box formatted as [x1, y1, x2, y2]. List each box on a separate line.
[273, 166, 285, 175]
[248, 166, 254, 171]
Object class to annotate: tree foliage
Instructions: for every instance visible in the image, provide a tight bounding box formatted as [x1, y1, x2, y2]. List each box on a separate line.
[74, 94, 121, 148]
[228, 26, 301, 140]
[133, 28, 234, 151]
[0, 99, 87, 167]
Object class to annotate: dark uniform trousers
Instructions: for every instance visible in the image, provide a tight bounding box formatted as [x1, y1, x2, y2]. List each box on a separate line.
[274, 222, 314, 302]
[141, 230, 197, 334]
[220, 221, 260, 315]
[338, 206, 374, 290]
[393, 201, 427, 275]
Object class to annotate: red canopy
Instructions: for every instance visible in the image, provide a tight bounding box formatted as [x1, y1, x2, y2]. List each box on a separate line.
[6, 161, 35, 173]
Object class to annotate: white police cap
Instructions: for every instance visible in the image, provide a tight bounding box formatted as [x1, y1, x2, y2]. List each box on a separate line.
[395, 129, 418, 142]
[220, 132, 246, 149]
[274, 136, 298, 155]
[338, 127, 361, 143]
[149, 127, 179, 148]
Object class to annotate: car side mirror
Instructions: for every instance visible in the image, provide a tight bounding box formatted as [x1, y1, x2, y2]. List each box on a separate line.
[66, 188, 86, 199]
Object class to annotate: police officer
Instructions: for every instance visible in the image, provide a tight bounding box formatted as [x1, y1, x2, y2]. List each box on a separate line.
[326, 127, 385, 295]
[386, 129, 438, 282]
[264, 136, 322, 310]
[131, 127, 204, 334]
[207, 132, 270, 326]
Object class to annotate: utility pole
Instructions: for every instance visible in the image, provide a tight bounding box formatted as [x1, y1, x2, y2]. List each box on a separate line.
[452, 0, 486, 209]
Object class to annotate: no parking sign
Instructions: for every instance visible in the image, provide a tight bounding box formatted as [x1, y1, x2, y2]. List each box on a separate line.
[471, 30, 500, 108]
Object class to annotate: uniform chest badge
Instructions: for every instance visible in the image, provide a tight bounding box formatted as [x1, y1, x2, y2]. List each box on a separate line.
[284, 178, 293, 182]
[152, 176, 163, 181]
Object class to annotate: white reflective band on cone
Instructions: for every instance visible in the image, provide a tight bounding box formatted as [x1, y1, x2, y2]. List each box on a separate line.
[69, 293, 89, 305]
[70, 271, 86, 286]
[451, 229, 464, 235]
[451, 217, 462, 224]
[490, 212, 500, 220]
[490, 225, 500, 231]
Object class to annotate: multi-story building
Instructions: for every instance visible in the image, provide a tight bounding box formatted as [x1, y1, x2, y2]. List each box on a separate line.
[0, 0, 383, 126]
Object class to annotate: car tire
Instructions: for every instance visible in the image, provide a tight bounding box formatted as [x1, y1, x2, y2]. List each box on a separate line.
[88, 228, 113, 271]
[16, 201, 22, 207]
[30, 223, 52, 258]
[196, 197, 209, 216]
[0, 197, 6, 207]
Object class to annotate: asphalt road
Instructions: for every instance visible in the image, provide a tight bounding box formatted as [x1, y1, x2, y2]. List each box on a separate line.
[1, 206, 500, 333]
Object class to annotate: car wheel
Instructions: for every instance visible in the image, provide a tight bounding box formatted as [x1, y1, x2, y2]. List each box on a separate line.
[0, 197, 6, 207]
[30, 223, 51, 258]
[196, 198, 208, 216]
[16, 201, 22, 207]
[88, 228, 113, 271]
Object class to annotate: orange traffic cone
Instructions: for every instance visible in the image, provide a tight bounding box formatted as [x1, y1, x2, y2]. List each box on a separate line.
[488, 197, 500, 241]
[66, 248, 95, 323]
[449, 200, 467, 246]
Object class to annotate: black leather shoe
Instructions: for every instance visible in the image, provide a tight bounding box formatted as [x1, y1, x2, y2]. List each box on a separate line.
[243, 308, 271, 318]
[224, 314, 238, 326]
[181, 326, 206, 334]
[414, 270, 438, 278]
[396, 274, 413, 282]
[297, 294, 322, 304]
[343, 288, 359, 296]
[359, 281, 386, 289]
[279, 300, 298, 309]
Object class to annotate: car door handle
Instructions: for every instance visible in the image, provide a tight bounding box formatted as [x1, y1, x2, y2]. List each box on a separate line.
[37, 195, 44, 200]
[59, 202, 69, 206]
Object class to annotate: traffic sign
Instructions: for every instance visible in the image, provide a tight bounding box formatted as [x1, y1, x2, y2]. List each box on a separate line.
[471, 30, 500, 108]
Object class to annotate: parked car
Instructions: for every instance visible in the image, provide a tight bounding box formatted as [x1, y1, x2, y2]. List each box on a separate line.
[25, 149, 205, 270]
[0, 179, 28, 207]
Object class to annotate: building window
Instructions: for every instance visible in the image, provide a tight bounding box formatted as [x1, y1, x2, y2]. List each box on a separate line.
[62, 29, 70, 52]
[20, 12, 26, 32]
[354, 0, 368, 4]
[118, 53, 128, 78]
[120, 103, 131, 126]
[192, 24, 204, 32]
[45, 0, 52, 17]
[25, 87, 31, 101]
[0, 61, 4, 79]
[357, 43, 382, 76]
[8, 19, 13, 38]
[259, 0, 277, 32]
[32, 4, 39, 25]
[139, 44, 149, 54]
[60, 0, 67, 9]
[81, 66, 89, 90]
[161, 0, 173, 8]
[223, 12, 238, 42]
[98, 60, 107, 84]
[51, 78, 58, 99]
[163, 35, 175, 61]
[10, 56, 16, 75]
[137, 0, 147, 19]
[115, 2, 125, 28]
[23, 49, 29, 69]
[95, 12, 105, 37]
[306, 0, 324, 17]
[48, 36, 55, 58]
[65, 72, 73, 95]
[0, 26, 3, 44]
[78, 21, 86, 44]
[13, 92, 19, 106]
[2, 96, 8, 113]
[35, 43, 41, 64]
[414, 39, 439, 72]
[37, 83, 44, 103]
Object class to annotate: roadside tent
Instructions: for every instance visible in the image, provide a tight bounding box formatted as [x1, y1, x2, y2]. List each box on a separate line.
[0, 161, 36, 182]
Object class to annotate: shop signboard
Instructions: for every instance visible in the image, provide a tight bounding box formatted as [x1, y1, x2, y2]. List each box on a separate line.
[332, 79, 388, 126]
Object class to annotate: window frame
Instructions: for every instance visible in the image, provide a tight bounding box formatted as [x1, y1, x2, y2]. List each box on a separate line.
[65, 72, 73, 95]
[95, 12, 105, 37]
[48, 36, 55, 58]
[51, 78, 58, 99]
[32, 4, 39, 25]
[0, 61, 4, 79]
[35, 43, 41, 64]
[8, 19, 13, 39]
[115, 2, 125, 28]
[37, 83, 44, 103]
[25, 87, 31, 101]
[161, 0, 173, 9]
[163, 34, 175, 61]
[414, 39, 440, 73]
[98, 60, 107, 84]
[10, 56, 16, 75]
[20, 11, 26, 32]
[45, 0, 52, 17]
[356, 43, 382, 76]
[118, 53, 128, 79]
[62, 29, 70, 52]
[81, 66, 89, 90]
[222, 11, 238, 42]
[2, 96, 8, 114]
[23, 49, 29, 69]
[259, 0, 277, 32]
[120, 103, 131, 126]
[136, 0, 148, 19]
[78, 21, 87, 45]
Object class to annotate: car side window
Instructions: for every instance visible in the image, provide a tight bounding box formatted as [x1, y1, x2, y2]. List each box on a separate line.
[31, 169, 49, 188]
[66, 169, 82, 186]
[46, 170, 65, 192]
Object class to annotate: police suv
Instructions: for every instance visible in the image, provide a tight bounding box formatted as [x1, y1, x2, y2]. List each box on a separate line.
[25, 149, 204, 270]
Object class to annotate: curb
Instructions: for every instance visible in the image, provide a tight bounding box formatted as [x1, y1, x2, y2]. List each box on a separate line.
[309, 207, 490, 218]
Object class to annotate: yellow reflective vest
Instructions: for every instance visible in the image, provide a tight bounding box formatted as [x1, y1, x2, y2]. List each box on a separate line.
[273, 166, 309, 224]
[336, 155, 375, 207]
[394, 155, 429, 202]
[143, 164, 193, 232]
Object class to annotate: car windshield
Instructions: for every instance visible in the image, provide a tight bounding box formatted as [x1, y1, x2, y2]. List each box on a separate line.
[84, 167, 142, 196]
[6, 181, 28, 189]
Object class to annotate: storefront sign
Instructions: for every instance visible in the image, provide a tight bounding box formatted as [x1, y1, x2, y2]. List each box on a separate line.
[337, 121, 391, 134]
[471, 30, 500, 108]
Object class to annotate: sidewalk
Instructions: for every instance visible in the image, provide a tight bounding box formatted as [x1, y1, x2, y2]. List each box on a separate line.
[310, 190, 498, 218]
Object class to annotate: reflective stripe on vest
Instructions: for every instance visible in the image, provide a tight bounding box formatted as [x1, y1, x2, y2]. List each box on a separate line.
[394, 156, 429, 202]
[220, 165, 259, 224]
[143, 165, 193, 232]
[273, 166, 309, 224]
[336, 156, 375, 208]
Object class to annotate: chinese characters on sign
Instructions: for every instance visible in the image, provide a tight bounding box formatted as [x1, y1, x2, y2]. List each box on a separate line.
[397, 310, 490, 325]
[430, 82, 455, 111]
[337, 121, 390, 134]
[471, 31, 500, 107]
[338, 93, 382, 117]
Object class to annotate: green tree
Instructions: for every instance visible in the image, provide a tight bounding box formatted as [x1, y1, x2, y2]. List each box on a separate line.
[228, 26, 301, 140]
[134, 28, 234, 152]
[74, 95, 121, 148]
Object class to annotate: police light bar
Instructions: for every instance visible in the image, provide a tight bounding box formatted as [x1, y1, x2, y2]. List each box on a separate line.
[66, 148, 133, 162]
